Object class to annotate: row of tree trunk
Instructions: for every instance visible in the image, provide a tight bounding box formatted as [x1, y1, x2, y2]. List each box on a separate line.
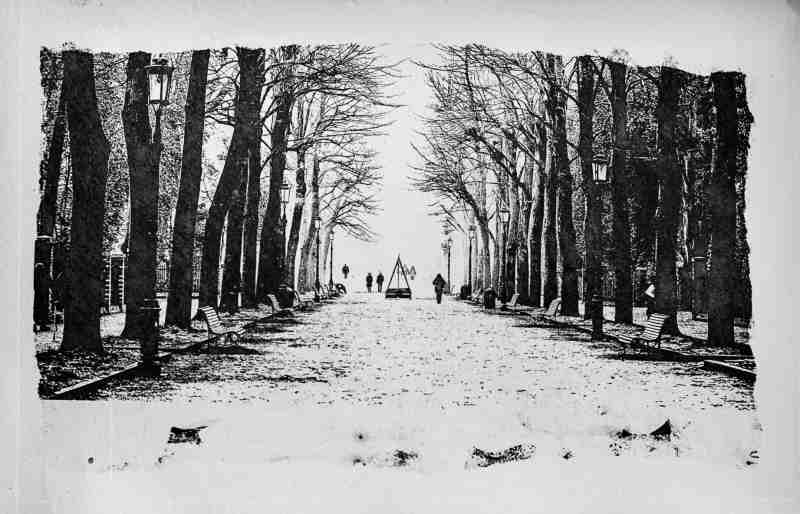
[460, 58, 746, 346]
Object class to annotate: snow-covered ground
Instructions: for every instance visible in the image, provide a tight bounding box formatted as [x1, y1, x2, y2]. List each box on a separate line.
[38, 293, 793, 513]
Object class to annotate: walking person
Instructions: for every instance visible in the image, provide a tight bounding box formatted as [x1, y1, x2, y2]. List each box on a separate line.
[433, 273, 446, 304]
[376, 271, 384, 293]
[342, 264, 350, 279]
[366, 272, 373, 293]
[644, 277, 656, 318]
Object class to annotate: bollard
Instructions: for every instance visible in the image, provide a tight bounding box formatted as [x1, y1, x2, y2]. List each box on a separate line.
[139, 298, 161, 376]
[591, 295, 603, 339]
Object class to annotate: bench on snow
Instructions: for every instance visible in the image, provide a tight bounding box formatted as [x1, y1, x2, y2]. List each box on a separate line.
[267, 294, 293, 315]
[197, 306, 246, 342]
[618, 313, 669, 351]
[500, 293, 520, 312]
[294, 290, 315, 310]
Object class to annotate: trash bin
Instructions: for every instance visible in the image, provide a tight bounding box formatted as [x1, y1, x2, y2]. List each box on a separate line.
[139, 298, 161, 375]
[483, 288, 497, 309]
[460, 285, 470, 300]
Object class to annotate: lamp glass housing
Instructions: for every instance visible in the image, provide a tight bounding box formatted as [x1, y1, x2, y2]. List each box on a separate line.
[146, 58, 174, 106]
[592, 155, 609, 183]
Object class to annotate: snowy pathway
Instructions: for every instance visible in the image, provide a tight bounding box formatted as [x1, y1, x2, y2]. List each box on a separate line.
[40, 293, 783, 514]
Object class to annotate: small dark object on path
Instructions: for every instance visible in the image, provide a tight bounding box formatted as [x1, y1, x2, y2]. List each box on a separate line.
[615, 428, 635, 439]
[614, 419, 672, 441]
[393, 449, 419, 466]
[470, 443, 536, 467]
[562, 450, 573, 460]
[168, 425, 207, 445]
[650, 419, 672, 440]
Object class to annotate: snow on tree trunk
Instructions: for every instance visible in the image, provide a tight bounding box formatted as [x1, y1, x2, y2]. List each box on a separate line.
[38, 83, 66, 238]
[654, 66, 684, 334]
[610, 60, 633, 323]
[298, 154, 320, 292]
[165, 50, 209, 328]
[60, 50, 109, 352]
[707, 72, 738, 346]
[121, 52, 162, 340]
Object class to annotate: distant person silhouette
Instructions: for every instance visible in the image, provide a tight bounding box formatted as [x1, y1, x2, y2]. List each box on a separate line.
[342, 264, 350, 279]
[376, 271, 384, 292]
[433, 273, 446, 304]
[366, 272, 373, 293]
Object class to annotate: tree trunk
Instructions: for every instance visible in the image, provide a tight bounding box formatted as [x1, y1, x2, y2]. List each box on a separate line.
[219, 158, 248, 313]
[707, 72, 738, 346]
[528, 116, 547, 308]
[654, 67, 684, 334]
[542, 54, 560, 307]
[121, 52, 162, 340]
[257, 90, 293, 299]
[285, 151, 307, 289]
[241, 51, 265, 307]
[610, 60, 633, 323]
[555, 85, 580, 315]
[60, 50, 109, 352]
[38, 84, 67, 237]
[165, 50, 209, 328]
[222, 49, 262, 310]
[578, 55, 599, 319]
[298, 155, 320, 292]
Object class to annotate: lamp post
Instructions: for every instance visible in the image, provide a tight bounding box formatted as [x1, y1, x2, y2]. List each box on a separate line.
[446, 236, 453, 294]
[328, 229, 335, 289]
[313, 215, 321, 300]
[590, 154, 609, 339]
[279, 178, 291, 282]
[139, 55, 174, 375]
[499, 205, 510, 303]
[468, 225, 476, 296]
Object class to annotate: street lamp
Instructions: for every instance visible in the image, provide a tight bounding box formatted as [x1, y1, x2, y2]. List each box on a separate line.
[280, 178, 292, 221]
[313, 215, 322, 299]
[468, 224, 476, 295]
[328, 229, 335, 289]
[592, 154, 609, 183]
[444, 236, 453, 294]
[499, 206, 510, 303]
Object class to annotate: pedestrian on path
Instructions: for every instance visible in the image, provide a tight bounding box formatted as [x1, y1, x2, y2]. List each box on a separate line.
[342, 264, 350, 279]
[376, 271, 384, 292]
[366, 272, 373, 293]
[644, 280, 656, 318]
[433, 273, 446, 304]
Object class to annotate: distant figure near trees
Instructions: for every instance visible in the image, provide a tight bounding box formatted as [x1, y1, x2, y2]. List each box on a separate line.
[433, 273, 446, 304]
[366, 272, 373, 292]
[342, 264, 350, 279]
[376, 271, 384, 292]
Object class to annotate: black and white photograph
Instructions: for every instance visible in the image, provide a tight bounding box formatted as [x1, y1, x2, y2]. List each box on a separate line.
[3, 1, 800, 513]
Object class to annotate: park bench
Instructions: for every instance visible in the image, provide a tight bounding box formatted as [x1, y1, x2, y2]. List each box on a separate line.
[500, 293, 520, 312]
[470, 288, 484, 303]
[294, 290, 314, 310]
[529, 297, 561, 322]
[267, 294, 293, 315]
[618, 313, 669, 350]
[198, 306, 246, 342]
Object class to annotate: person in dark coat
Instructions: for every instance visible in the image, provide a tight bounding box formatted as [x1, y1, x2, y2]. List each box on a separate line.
[366, 272, 373, 293]
[342, 264, 350, 279]
[376, 271, 385, 292]
[433, 273, 446, 304]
